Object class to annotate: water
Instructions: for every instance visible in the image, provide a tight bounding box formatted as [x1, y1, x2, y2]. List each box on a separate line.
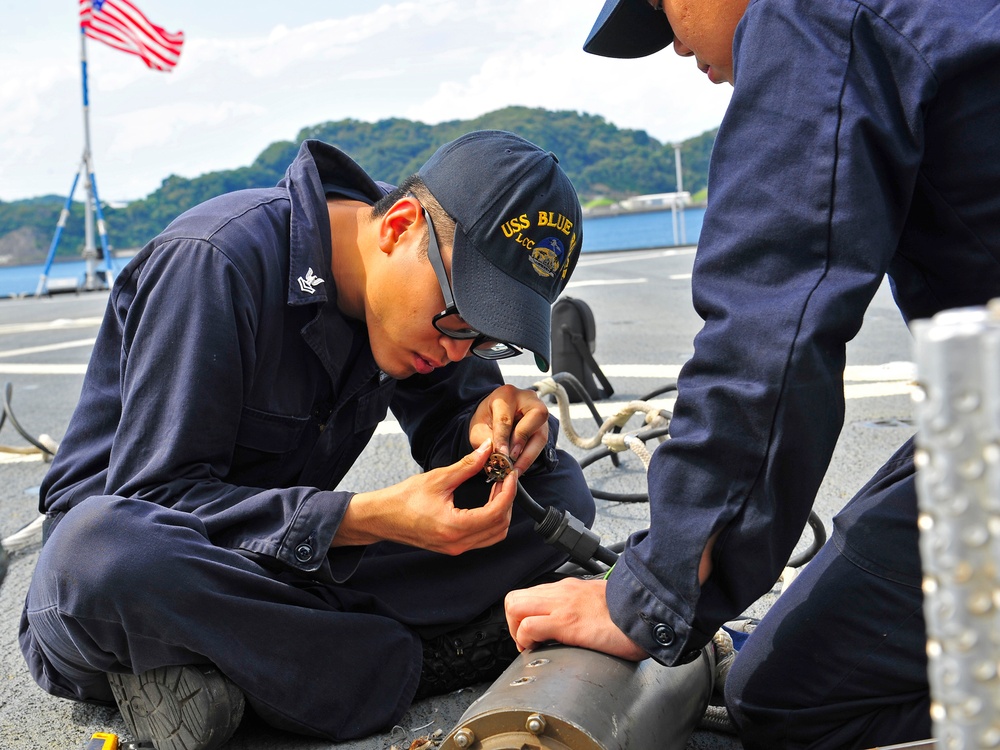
[0, 259, 118, 300]
[583, 205, 705, 253]
[0, 206, 706, 299]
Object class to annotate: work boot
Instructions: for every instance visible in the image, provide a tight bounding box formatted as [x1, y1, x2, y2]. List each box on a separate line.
[414, 601, 520, 700]
[107, 664, 245, 750]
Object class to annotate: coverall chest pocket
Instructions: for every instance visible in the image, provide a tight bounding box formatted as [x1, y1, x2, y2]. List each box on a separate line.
[231, 406, 312, 486]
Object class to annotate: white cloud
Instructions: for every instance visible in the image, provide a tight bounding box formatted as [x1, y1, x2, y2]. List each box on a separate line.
[107, 101, 269, 153]
[0, 0, 732, 202]
[407, 27, 732, 144]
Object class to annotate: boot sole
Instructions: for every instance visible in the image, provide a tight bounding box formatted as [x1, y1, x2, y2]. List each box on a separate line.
[108, 665, 245, 750]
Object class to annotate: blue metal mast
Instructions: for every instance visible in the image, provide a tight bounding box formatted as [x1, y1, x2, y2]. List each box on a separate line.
[36, 29, 116, 297]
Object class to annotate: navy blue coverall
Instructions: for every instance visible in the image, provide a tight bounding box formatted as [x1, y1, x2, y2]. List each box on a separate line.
[18, 140, 594, 740]
[600, 0, 1000, 747]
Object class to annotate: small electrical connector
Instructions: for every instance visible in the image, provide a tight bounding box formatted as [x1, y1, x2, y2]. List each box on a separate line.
[484, 452, 514, 484]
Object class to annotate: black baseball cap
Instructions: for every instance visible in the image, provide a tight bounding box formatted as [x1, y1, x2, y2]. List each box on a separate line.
[418, 130, 583, 371]
[584, 0, 674, 58]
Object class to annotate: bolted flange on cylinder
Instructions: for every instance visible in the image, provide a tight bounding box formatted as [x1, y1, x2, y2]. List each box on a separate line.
[440, 642, 714, 750]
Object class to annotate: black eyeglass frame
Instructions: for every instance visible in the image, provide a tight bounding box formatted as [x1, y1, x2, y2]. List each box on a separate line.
[419, 204, 523, 361]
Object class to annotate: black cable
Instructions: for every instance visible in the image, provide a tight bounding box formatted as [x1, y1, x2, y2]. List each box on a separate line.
[555, 539, 626, 577]
[515, 480, 619, 574]
[577, 425, 672, 470]
[578, 425, 671, 503]
[1, 382, 54, 456]
[513, 479, 546, 525]
[532, 377, 827, 571]
[589, 489, 650, 503]
[548, 372, 604, 429]
[787, 510, 827, 568]
[562, 406, 826, 568]
[639, 380, 678, 401]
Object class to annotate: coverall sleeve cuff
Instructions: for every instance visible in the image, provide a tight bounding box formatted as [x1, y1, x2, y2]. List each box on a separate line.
[606, 551, 704, 666]
[277, 489, 358, 580]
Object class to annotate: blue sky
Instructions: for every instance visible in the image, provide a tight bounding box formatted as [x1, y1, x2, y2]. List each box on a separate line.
[1, 1, 732, 202]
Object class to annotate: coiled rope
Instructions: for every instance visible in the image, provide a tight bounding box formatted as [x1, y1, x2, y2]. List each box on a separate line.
[535, 373, 825, 568]
[1, 382, 57, 571]
[534, 374, 672, 471]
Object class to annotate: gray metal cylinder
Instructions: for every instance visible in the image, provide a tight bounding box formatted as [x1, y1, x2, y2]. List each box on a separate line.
[440, 642, 715, 750]
[912, 303, 1000, 749]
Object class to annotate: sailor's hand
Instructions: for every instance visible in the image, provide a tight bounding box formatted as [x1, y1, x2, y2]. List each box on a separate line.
[336, 440, 516, 555]
[505, 578, 648, 660]
[470, 385, 550, 475]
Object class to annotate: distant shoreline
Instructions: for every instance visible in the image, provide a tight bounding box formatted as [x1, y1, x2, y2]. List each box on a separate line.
[0, 206, 705, 290]
[0, 249, 139, 270]
[583, 201, 708, 218]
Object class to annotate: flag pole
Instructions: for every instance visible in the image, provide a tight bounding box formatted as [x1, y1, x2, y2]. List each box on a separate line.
[36, 0, 182, 297]
[79, 29, 115, 291]
[36, 26, 115, 297]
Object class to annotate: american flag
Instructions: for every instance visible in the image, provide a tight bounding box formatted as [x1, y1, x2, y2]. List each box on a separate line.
[79, 0, 184, 72]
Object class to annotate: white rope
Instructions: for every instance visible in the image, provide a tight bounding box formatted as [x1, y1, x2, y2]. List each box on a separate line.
[0, 433, 58, 459]
[623, 434, 653, 471]
[0, 430, 57, 554]
[534, 377, 670, 466]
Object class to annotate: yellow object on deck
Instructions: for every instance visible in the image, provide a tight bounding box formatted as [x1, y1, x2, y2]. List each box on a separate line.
[85, 732, 118, 750]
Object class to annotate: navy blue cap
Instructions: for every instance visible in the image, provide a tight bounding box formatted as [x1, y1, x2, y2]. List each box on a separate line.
[418, 131, 583, 371]
[584, 0, 674, 58]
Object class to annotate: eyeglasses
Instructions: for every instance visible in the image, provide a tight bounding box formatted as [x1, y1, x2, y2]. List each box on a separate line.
[647, 0, 664, 10]
[421, 206, 522, 361]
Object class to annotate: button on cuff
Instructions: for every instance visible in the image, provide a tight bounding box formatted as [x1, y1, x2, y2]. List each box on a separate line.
[294, 542, 314, 562]
[653, 623, 675, 646]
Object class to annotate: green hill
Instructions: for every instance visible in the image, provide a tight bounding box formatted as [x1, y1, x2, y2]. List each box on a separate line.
[0, 106, 717, 264]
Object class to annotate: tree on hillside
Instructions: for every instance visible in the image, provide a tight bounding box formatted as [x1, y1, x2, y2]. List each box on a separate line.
[1, 107, 718, 261]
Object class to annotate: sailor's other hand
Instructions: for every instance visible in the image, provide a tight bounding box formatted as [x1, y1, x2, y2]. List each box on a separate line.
[505, 578, 648, 661]
[336, 440, 516, 555]
[470, 385, 550, 475]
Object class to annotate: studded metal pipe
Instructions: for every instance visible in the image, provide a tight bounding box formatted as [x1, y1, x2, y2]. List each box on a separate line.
[912, 302, 1000, 749]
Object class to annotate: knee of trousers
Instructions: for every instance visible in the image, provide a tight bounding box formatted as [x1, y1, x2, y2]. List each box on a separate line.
[519, 449, 596, 527]
[33, 495, 201, 609]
